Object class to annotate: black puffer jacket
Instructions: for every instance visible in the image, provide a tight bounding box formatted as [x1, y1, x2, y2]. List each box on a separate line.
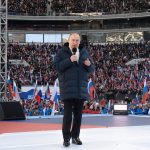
[54, 45, 95, 101]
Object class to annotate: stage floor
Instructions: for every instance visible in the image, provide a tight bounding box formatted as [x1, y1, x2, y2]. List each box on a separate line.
[0, 114, 150, 150]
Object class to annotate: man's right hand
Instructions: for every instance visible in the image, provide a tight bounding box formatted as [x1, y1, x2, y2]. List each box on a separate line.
[70, 55, 78, 62]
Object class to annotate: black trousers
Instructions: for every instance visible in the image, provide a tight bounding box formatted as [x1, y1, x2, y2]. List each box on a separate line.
[62, 99, 84, 140]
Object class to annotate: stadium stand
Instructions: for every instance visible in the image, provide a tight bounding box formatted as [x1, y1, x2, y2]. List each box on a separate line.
[5, 0, 150, 115]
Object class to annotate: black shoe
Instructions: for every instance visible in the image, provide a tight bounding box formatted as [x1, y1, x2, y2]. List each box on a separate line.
[72, 137, 82, 145]
[63, 139, 70, 147]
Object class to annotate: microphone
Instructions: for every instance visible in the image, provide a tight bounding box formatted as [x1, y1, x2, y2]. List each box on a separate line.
[72, 48, 78, 65]
[72, 48, 77, 55]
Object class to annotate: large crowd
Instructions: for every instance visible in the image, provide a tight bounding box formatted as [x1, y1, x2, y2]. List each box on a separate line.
[8, 42, 150, 100]
[51, 0, 150, 14]
[8, 42, 150, 94]
[8, 0, 48, 16]
[8, 43, 59, 86]
[6, 0, 150, 116]
[88, 42, 150, 97]
[8, 0, 150, 16]
[7, 41, 150, 116]
[21, 97, 150, 116]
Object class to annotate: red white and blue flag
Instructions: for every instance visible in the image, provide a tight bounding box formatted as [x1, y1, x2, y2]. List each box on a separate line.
[7, 75, 13, 98]
[142, 79, 148, 104]
[44, 82, 51, 100]
[51, 78, 59, 105]
[35, 86, 43, 104]
[87, 78, 96, 100]
[51, 78, 60, 115]
[13, 80, 20, 101]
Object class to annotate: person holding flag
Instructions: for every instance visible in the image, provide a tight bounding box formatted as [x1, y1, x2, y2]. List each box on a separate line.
[142, 78, 149, 104]
[54, 33, 95, 147]
[50, 78, 60, 116]
[12, 80, 21, 101]
[7, 74, 13, 99]
[44, 82, 51, 100]
[87, 78, 96, 100]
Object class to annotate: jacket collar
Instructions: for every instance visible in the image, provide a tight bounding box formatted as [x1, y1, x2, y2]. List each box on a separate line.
[63, 44, 83, 55]
[63, 46, 72, 55]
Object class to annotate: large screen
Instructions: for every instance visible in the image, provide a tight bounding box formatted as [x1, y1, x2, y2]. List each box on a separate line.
[26, 34, 43, 42]
[44, 34, 61, 43]
[114, 104, 127, 111]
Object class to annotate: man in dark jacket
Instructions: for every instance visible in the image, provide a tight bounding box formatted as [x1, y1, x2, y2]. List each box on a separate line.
[54, 33, 95, 147]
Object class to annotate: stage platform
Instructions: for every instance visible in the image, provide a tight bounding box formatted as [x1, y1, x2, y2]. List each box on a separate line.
[0, 114, 150, 150]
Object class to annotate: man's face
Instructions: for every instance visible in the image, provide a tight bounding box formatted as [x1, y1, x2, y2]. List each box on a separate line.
[68, 33, 80, 49]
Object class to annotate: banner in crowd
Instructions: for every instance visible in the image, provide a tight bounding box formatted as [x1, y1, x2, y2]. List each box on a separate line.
[20, 86, 55, 100]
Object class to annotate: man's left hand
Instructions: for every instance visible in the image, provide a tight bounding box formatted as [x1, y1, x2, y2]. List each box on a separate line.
[83, 58, 91, 66]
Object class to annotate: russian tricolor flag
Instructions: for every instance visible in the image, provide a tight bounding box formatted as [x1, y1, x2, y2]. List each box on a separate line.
[44, 82, 51, 100]
[7, 75, 11, 85]
[35, 86, 43, 104]
[142, 79, 148, 104]
[51, 78, 59, 105]
[53, 91, 59, 105]
[13, 80, 20, 101]
[87, 78, 95, 100]
[7, 75, 13, 98]
[51, 79, 60, 115]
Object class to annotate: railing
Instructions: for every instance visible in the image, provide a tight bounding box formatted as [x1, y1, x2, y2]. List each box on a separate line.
[8, 9, 150, 16]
